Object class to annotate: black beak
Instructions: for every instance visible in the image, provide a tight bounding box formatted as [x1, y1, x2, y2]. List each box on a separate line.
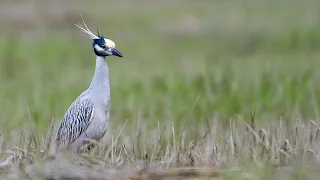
[111, 48, 123, 58]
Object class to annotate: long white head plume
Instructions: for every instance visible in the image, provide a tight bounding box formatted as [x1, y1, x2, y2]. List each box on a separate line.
[75, 15, 99, 39]
[75, 15, 116, 48]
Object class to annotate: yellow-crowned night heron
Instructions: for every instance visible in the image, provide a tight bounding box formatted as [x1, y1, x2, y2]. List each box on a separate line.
[55, 17, 123, 152]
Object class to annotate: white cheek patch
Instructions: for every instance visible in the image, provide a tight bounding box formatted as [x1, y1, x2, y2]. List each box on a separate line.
[104, 38, 116, 48]
[94, 44, 104, 51]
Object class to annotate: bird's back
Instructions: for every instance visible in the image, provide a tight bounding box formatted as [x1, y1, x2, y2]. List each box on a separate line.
[55, 90, 94, 146]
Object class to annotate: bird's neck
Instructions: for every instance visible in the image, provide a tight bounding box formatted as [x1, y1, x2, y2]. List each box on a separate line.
[89, 56, 110, 96]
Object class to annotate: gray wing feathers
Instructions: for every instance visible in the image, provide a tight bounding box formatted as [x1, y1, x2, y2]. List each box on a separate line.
[56, 98, 94, 145]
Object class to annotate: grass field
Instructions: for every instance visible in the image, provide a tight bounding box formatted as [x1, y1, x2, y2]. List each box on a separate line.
[1, 0, 320, 179]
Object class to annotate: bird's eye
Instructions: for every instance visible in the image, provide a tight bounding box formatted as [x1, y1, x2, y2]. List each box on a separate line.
[101, 45, 108, 50]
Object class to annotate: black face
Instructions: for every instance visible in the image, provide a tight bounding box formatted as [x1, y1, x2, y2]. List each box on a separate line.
[93, 37, 106, 48]
[92, 37, 123, 58]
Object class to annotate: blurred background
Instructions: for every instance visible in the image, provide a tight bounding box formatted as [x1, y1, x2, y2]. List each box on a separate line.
[0, 0, 320, 135]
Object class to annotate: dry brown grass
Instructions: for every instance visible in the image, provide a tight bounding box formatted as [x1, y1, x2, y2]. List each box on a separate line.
[1, 115, 320, 179]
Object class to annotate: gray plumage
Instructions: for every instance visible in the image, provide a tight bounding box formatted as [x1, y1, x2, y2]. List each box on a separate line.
[54, 19, 123, 152]
[55, 56, 111, 151]
[56, 98, 94, 144]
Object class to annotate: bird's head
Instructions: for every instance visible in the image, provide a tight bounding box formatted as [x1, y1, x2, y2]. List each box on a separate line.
[75, 15, 123, 58]
[92, 35, 123, 57]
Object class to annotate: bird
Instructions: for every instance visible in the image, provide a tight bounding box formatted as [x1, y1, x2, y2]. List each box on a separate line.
[54, 16, 123, 152]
